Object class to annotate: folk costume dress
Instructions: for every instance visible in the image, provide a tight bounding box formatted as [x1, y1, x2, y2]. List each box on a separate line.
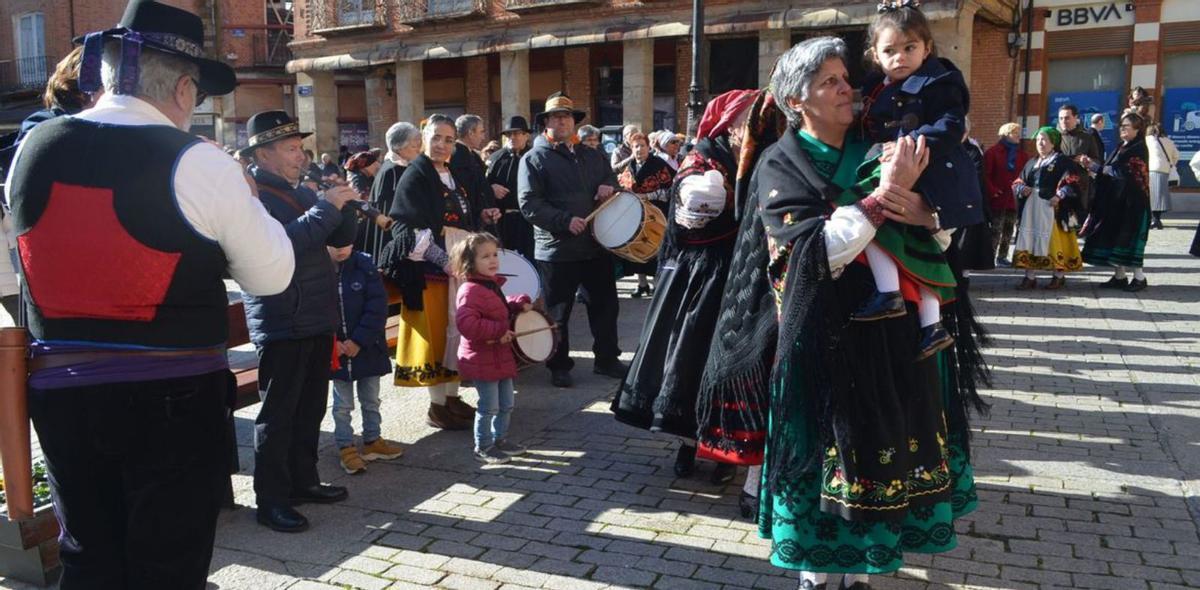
[616, 154, 675, 277]
[1011, 152, 1085, 272]
[386, 154, 479, 386]
[611, 134, 737, 442]
[1081, 136, 1152, 269]
[749, 128, 981, 574]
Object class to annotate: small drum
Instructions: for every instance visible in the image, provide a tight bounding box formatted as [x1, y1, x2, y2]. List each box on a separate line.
[512, 309, 557, 366]
[497, 249, 541, 301]
[591, 192, 667, 263]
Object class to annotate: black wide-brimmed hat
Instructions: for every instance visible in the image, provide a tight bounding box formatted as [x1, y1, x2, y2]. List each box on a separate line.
[534, 92, 586, 125]
[76, 0, 236, 99]
[239, 110, 312, 157]
[501, 116, 532, 134]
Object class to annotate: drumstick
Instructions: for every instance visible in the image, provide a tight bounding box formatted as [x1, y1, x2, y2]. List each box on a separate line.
[486, 323, 558, 344]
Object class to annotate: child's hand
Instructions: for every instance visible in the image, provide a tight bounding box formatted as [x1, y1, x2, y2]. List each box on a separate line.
[343, 340, 361, 357]
[499, 331, 516, 344]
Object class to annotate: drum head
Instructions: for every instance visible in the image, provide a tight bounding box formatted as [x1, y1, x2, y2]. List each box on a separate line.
[592, 192, 643, 248]
[497, 249, 541, 301]
[513, 310, 555, 363]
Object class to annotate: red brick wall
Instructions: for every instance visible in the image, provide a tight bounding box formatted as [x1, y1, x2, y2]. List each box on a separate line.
[464, 55, 492, 125]
[969, 18, 1018, 150]
[562, 46, 591, 121]
[674, 39, 691, 134]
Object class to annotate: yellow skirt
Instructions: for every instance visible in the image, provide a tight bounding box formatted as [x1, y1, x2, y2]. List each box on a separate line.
[394, 280, 459, 387]
[1013, 222, 1082, 272]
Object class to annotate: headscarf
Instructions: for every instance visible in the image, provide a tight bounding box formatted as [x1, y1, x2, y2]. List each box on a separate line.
[1035, 126, 1062, 151]
[696, 89, 760, 140]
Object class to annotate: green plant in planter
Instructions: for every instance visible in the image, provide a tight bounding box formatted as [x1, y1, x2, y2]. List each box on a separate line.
[0, 459, 54, 510]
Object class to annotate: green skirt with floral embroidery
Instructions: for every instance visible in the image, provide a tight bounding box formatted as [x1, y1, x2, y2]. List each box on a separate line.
[757, 353, 978, 574]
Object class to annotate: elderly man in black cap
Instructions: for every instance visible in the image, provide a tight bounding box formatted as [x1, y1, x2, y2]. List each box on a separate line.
[518, 92, 626, 388]
[487, 115, 535, 259]
[3, 0, 296, 586]
[239, 110, 360, 533]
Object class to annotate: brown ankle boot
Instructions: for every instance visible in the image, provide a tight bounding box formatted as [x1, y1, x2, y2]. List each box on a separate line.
[427, 403, 469, 430]
[446, 396, 476, 420]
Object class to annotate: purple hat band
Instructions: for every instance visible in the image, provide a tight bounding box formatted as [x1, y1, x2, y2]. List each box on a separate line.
[76, 28, 205, 96]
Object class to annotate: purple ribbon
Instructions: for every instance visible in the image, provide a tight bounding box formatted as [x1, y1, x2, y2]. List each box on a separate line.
[78, 32, 104, 94]
[116, 31, 143, 96]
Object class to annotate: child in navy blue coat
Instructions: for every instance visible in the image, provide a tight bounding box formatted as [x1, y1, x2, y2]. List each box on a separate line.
[854, 0, 984, 359]
[329, 245, 404, 474]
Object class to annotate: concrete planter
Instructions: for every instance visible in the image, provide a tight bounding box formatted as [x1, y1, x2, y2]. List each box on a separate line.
[0, 503, 61, 587]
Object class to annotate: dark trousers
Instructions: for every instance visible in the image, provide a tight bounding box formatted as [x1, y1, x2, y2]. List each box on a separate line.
[28, 370, 229, 590]
[537, 256, 620, 371]
[253, 335, 334, 506]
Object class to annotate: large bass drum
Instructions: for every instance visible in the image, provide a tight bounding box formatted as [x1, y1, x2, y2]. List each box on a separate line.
[591, 192, 666, 263]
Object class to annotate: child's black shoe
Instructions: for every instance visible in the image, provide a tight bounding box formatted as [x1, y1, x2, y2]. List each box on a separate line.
[850, 290, 906, 322]
[916, 322, 954, 361]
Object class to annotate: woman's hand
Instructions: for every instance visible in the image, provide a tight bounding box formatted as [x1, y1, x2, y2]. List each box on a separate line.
[879, 135, 929, 189]
[876, 184, 938, 230]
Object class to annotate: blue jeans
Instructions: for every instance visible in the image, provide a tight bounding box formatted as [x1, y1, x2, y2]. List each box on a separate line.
[331, 376, 382, 449]
[474, 378, 514, 451]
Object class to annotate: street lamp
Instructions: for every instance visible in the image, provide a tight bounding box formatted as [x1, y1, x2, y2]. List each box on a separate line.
[686, 0, 705, 138]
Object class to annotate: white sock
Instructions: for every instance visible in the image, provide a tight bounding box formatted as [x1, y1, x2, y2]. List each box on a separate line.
[917, 286, 940, 328]
[864, 242, 901, 292]
[445, 381, 461, 399]
[1113, 266, 1127, 280]
[428, 384, 447, 405]
[638, 274, 649, 288]
[1025, 269, 1035, 280]
[1133, 267, 1145, 281]
[843, 574, 870, 586]
[799, 572, 828, 587]
[743, 465, 762, 497]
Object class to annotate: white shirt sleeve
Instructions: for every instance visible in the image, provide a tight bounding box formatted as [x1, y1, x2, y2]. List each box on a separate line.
[824, 205, 877, 276]
[173, 142, 295, 296]
[408, 229, 433, 261]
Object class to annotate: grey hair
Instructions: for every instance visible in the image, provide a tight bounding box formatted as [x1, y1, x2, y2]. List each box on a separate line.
[621, 124, 641, 139]
[423, 114, 456, 143]
[386, 122, 419, 152]
[771, 37, 848, 128]
[455, 114, 483, 137]
[577, 125, 600, 140]
[100, 42, 198, 104]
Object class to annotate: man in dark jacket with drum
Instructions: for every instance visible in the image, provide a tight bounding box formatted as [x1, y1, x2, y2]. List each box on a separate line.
[518, 92, 625, 388]
[240, 110, 360, 533]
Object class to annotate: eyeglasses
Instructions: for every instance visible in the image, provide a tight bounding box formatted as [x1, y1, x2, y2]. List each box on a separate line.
[190, 77, 207, 107]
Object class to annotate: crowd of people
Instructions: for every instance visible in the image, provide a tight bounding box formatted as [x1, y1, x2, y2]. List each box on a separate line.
[2, 1, 1199, 590]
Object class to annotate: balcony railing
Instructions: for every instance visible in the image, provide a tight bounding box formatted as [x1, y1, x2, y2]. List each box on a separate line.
[505, 0, 602, 10]
[307, 0, 389, 34]
[252, 31, 293, 67]
[397, 0, 487, 24]
[0, 55, 55, 95]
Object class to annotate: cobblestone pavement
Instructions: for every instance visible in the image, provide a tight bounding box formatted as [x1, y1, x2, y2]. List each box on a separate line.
[3, 217, 1198, 590]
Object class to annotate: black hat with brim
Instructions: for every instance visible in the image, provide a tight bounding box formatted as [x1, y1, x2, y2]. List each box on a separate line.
[76, 0, 236, 97]
[502, 115, 532, 134]
[238, 110, 312, 157]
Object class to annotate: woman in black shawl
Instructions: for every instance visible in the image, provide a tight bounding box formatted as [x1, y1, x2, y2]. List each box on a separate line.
[706, 38, 987, 588]
[611, 90, 757, 486]
[616, 131, 676, 296]
[1080, 112, 1153, 292]
[383, 115, 483, 430]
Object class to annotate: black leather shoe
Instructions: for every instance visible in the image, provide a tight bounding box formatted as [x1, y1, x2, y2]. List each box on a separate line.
[632, 284, 651, 298]
[674, 444, 696, 478]
[851, 290, 906, 322]
[256, 505, 309, 533]
[711, 462, 737, 485]
[738, 491, 758, 521]
[916, 323, 954, 361]
[592, 359, 629, 379]
[839, 581, 872, 590]
[290, 484, 348, 505]
[1099, 276, 1129, 289]
[551, 370, 573, 388]
[1124, 278, 1148, 292]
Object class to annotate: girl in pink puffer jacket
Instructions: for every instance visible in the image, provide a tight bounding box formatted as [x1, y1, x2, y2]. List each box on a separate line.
[451, 233, 532, 465]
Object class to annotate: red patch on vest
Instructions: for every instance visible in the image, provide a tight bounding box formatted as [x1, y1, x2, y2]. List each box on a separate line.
[18, 182, 181, 321]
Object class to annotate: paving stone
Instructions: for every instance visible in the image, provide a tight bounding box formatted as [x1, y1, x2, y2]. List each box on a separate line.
[381, 564, 446, 585]
[590, 565, 658, 587]
[330, 569, 392, 590]
[437, 574, 501, 590]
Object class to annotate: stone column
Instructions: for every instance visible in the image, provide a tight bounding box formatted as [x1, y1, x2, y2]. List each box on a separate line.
[500, 49, 531, 123]
[622, 38, 654, 131]
[295, 70, 337, 156]
[929, 2, 978, 83]
[218, 92, 237, 148]
[395, 60, 425, 125]
[758, 28, 791, 88]
[365, 67, 398, 149]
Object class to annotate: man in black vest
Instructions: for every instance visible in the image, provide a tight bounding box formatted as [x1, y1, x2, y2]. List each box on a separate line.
[239, 110, 360, 533]
[487, 115, 535, 260]
[3, 1, 296, 586]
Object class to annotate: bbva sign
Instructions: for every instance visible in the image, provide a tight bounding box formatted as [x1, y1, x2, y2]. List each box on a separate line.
[1046, 2, 1134, 31]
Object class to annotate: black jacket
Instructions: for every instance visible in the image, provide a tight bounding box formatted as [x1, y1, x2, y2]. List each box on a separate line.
[517, 135, 618, 262]
[451, 142, 496, 219]
[243, 166, 359, 345]
[486, 146, 526, 213]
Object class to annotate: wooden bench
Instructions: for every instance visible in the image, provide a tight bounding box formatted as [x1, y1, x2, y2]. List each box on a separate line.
[226, 280, 405, 411]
